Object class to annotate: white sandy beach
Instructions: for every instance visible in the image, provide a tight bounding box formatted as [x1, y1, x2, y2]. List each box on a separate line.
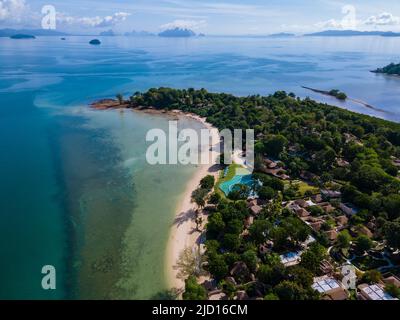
[165, 114, 221, 294]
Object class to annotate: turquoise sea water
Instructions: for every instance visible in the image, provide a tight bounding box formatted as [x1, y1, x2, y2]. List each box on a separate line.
[0, 35, 400, 299]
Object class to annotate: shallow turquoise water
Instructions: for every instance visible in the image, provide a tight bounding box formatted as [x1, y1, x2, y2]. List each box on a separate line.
[0, 35, 400, 299]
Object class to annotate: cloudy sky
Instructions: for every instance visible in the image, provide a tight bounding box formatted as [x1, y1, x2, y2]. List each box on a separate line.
[2, 0, 400, 34]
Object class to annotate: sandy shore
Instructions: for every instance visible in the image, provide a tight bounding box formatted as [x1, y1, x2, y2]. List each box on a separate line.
[90, 99, 221, 296]
[165, 113, 221, 294]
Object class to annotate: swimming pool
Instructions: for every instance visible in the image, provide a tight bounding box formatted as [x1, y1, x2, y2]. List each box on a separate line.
[219, 174, 255, 196]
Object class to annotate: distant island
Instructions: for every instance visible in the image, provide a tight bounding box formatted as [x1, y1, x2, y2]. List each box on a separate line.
[124, 30, 156, 37]
[89, 39, 101, 45]
[268, 33, 296, 38]
[158, 27, 196, 38]
[305, 30, 400, 37]
[0, 28, 67, 37]
[372, 63, 400, 76]
[10, 34, 35, 39]
[99, 29, 115, 36]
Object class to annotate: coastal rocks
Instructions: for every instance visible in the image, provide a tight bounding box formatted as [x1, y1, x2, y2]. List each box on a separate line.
[90, 99, 129, 109]
[89, 39, 101, 45]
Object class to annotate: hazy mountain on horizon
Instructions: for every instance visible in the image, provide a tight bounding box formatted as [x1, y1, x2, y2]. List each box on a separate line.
[124, 30, 156, 37]
[268, 32, 296, 38]
[305, 30, 400, 37]
[158, 27, 196, 38]
[0, 28, 68, 37]
[99, 29, 115, 36]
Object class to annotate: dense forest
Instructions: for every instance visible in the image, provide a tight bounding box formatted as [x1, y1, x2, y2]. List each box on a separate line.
[128, 87, 400, 300]
[373, 62, 400, 76]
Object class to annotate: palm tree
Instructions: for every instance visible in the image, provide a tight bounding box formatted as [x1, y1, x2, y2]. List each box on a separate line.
[191, 188, 207, 210]
[195, 216, 203, 232]
[116, 93, 124, 105]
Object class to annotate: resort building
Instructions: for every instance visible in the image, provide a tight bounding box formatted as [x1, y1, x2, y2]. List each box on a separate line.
[321, 189, 342, 200]
[280, 251, 302, 267]
[357, 284, 399, 301]
[340, 203, 359, 216]
[312, 276, 349, 300]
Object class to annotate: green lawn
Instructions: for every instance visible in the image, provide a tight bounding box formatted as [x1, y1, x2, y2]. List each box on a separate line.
[284, 180, 319, 197]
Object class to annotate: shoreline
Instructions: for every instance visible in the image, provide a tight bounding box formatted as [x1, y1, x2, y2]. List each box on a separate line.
[164, 113, 221, 295]
[90, 100, 221, 297]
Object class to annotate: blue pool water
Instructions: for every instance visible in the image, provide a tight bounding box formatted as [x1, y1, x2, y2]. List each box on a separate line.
[220, 174, 255, 196]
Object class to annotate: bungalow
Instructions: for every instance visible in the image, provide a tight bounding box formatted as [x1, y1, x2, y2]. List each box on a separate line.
[262, 167, 290, 180]
[250, 204, 263, 216]
[312, 276, 349, 300]
[296, 208, 311, 218]
[321, 189, 342, 200]
[340, 203, 359, 216]
[383, 275, 400, 288]
[320, 260, 334, 275]
[319, 202, 336, 214]
[234, 291, 249, 300]
[324, 229, 338, 241]
[357, 284, 399, 301]
[309, 220, 324, 232]
[208, 290, 228, 300]
[355, 225, 374, 238]
[294, 199, 309, 208]
[336, 158, 350, 167]
[335, 215, 349, 226]
[288, 203, 310, 218]
[312, 194, 323, 203]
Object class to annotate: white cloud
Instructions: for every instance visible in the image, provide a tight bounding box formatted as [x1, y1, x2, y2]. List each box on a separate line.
[58, 12, 131, 28]
[0, 0, 28, 22]
[315, 19, 346, 29]
[160, 19, 206, 30]
[364, 12, 400, 26]
[314, 4, 358, 30]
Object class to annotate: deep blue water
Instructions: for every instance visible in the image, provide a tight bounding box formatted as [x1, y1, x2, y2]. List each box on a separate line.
[0, 35, 399, 299]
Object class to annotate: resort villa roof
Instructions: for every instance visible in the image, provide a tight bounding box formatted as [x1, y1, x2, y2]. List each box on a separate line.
[335, 215, 349, 226]
[321, 189, 342, 199]
[324, 229, 338, 241]
[280, 251, 302, 267]
[383, 275, 400, 288]
[294, 199, 309, 208]
[358, 284, 399, 301]
[340, 203, 359, 216]
[312, 276, 348, 300]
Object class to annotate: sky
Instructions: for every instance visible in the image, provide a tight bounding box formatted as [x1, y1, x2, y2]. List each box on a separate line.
[2, 0, 400, 35]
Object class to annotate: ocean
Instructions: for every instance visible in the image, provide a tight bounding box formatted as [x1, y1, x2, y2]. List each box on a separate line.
[0, 35, 399, 299]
